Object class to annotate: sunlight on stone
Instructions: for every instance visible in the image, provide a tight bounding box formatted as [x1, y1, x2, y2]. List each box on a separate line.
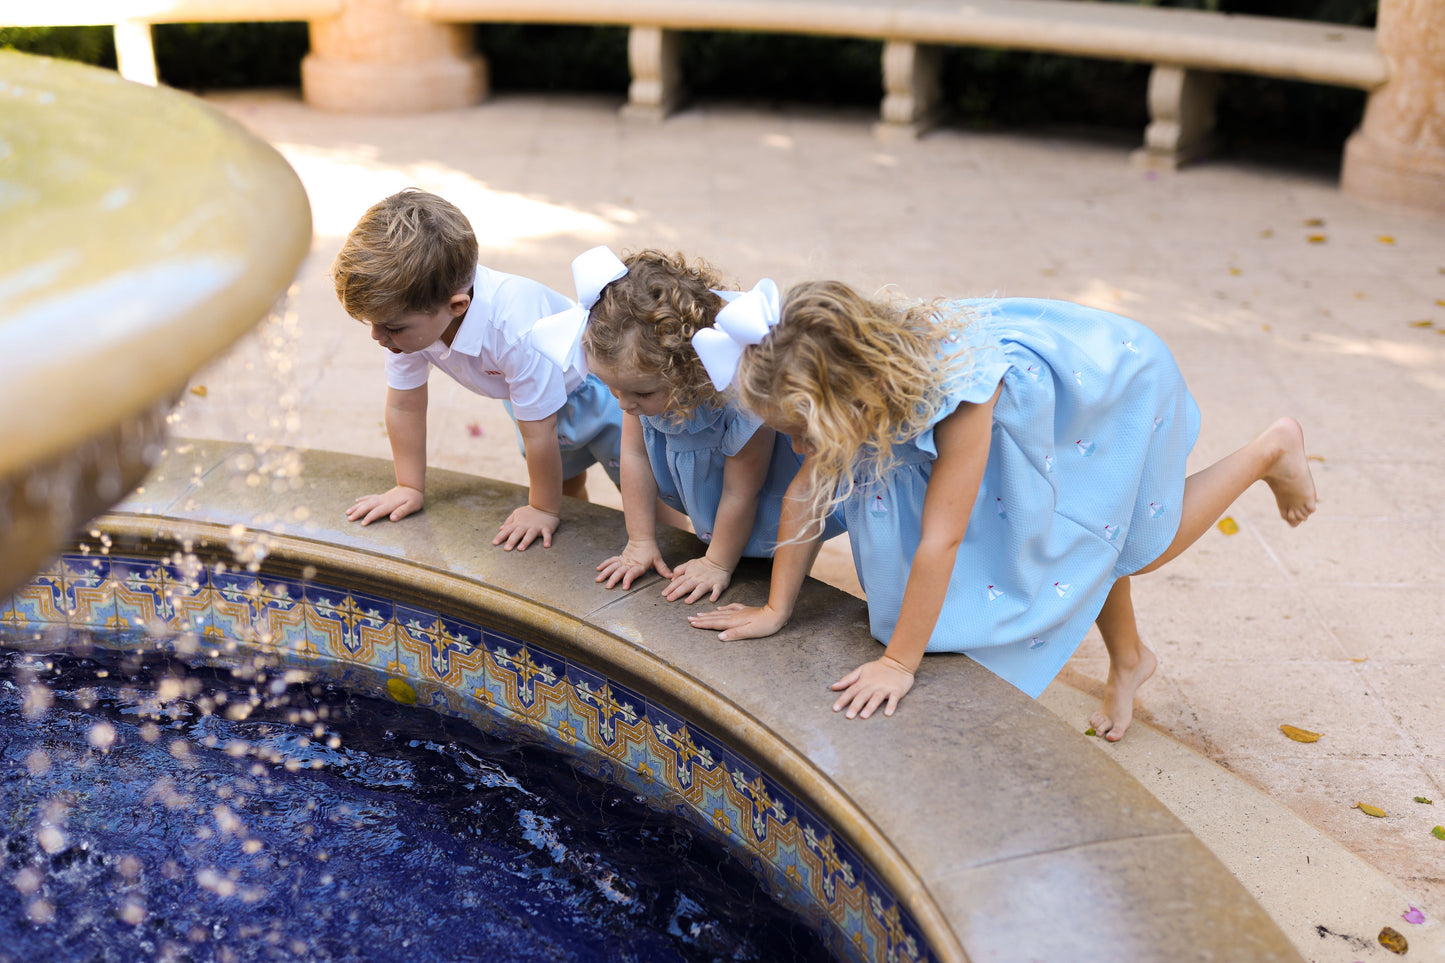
[1071, 278, 1144, 315]
[275, 144, 617, 243]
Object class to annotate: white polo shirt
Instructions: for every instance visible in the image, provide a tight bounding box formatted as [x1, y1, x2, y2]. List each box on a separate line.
[384, 265, 580, 422]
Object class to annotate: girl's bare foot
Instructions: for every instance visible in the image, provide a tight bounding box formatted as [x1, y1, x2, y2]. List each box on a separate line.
[1089, 644, 1156, 742]
[1261, 417, 1317, 527]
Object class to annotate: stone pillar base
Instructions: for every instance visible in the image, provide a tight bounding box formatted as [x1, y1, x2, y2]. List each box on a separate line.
[624, 26, 684, 119]
[1342, 128, 1445, 215]
[1131, 65, 1219, 171]
[876, 41, 945, 138]
[301, 53, 487, 113]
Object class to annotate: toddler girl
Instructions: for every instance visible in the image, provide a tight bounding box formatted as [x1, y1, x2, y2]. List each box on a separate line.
[689, 282, 1315, 739]
[535, 247, 841, 603]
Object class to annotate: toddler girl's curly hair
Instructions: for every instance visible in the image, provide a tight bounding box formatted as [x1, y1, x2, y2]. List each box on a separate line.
[732, 280, 974, 533]
[583, 250, 732, 420]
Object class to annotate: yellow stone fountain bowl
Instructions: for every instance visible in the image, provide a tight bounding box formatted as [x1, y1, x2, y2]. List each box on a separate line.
[0, 50, 312, 598]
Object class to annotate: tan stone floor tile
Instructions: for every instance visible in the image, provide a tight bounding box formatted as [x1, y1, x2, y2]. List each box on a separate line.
[1299, 583, 1445, 664]
[1167, 659, 1417, 760]
[1261, 516, 1445, 585]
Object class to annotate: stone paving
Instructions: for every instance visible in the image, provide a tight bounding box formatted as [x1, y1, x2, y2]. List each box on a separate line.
[176, 89, 1445, 941]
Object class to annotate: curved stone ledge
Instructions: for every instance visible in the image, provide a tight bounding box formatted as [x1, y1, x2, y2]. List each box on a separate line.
[6, 439, 1299, 962]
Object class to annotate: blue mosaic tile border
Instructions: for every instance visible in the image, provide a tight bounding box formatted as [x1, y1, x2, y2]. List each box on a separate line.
[3, 551, 936, 963]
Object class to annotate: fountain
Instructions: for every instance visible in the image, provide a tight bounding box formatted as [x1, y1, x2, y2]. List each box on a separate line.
[0, 48, 1305, 963]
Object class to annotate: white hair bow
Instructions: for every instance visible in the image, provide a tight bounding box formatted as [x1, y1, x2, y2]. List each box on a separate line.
[691, 278, 781, 390]
[531, 245, 629, 370]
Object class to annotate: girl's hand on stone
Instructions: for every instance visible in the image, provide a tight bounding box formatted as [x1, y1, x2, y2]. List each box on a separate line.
[347, 486, 423, 526]
[596, 540, 673, 589]
[688, 603, 788, 640]
[830, 656, 915, 719]
[663, 556, 732, 604]
[495, 504, 559, 551]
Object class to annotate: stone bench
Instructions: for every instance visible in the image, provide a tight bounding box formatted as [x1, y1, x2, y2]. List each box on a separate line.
[403, 0, 1388, 167]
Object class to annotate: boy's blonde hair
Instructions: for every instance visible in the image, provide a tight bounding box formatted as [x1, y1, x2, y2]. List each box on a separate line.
[732, 280, 972, 532]
[583, 250, 731, 419]
[332, 189, 478, 323]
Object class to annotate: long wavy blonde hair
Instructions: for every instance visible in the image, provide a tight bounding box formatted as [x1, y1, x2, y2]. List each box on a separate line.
[583, 250, 732, 420]
[732, 280, 973, 533]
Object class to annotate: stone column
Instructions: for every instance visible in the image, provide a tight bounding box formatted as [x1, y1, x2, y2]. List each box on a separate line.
[302, 0, 486, 112]
[877, 41, 944, 138]
[1341, 0, 1445, 214]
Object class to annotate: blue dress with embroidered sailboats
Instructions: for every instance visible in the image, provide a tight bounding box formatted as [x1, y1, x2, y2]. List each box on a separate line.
[642, 401, 844, 556]
[846, 298, 1200, 698]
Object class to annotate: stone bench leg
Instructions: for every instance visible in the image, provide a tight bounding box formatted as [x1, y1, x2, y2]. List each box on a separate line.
[1132, 64, 1219, 170]
[877, 40, 944, 137]
[113, 20, 158, 86]
[302, 0, 485, 112]
[623, 26, 683, 120]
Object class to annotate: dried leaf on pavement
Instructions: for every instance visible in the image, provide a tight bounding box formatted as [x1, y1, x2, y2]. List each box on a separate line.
[1280, 724, 1321, 742]
[1354, 802, 1386, 818]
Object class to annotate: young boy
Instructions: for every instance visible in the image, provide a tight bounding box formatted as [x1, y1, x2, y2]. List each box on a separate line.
[332, 189, 622, 550]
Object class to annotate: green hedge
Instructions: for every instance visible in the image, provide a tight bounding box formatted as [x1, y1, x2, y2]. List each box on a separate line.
[3, 0, 1377, 153]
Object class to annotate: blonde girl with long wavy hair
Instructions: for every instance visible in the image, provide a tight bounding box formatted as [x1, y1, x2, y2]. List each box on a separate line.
[560, 249, 842, 604]
[691, 281, 1316, 738]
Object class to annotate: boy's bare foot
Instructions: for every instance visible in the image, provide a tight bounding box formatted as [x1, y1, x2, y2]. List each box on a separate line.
[1089, 644, 1156, 742]
[1261, 417, 1317, 527]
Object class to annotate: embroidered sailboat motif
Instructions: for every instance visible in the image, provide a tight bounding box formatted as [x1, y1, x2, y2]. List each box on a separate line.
[868, 494, 889, 518]
[995, 498, 1007, 519]
[987, 584, 1002, 601]
[1148, 501, 1166, 519]
[1054, 581, 1071, 598]
[1028, 636, 1047, 650]
[1122, 339, 1138, 353]
[1075, 439, 1096, 457]
[1102, 523, 1121, 542]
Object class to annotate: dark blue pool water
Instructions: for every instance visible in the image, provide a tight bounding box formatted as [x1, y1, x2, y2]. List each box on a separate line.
[0, 643, 835, 963]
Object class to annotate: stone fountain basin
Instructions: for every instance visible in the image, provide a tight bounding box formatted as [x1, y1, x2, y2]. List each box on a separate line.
[0, 51, 311, 599]
[3, 439, 1303, 963]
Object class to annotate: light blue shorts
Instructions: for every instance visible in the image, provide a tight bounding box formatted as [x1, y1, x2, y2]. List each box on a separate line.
[504, 374, 623, 487]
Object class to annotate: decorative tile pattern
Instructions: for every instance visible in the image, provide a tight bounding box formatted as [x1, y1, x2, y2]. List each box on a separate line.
[4, 551, 936, 963]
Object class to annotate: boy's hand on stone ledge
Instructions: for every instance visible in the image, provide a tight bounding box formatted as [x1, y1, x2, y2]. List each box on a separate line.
[347, 486, 424, 526]
[596, 540, 673, 590]
[495, 504, 559, 551]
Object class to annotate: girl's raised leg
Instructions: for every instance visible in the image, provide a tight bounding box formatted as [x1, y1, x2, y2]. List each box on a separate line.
[1136, 416, 1316, 576]
[1089, 576, 1157, 742]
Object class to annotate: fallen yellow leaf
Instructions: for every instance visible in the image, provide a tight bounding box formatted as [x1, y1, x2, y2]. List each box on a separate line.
[1409, 320, 1434, 328]
[1259, 228, 1275, 239]
[1349, 657, 1368, 663]
[1228, 266, 1241, 276]
[1280, 724, 1321, 743]
[1306, 454, 1325, 462]
[1433, 825, 1445, 840]
[1303, 217, 1325, 227]
[386, 677, 417, 705]
[1377, 235, 1396, 244]
[1307, 234, 1327, 244]
[1217, 517, 1239, 535]
[189, 385, 208, 398]
[1354, 802, 1387, 818]
[1437, 298, 1445, 308]
[1379, 926, 1408, 954]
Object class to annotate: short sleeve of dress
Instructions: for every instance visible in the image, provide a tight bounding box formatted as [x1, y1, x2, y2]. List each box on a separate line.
[385, 349, 431, 391]
[913, 301, 1012, 459]
[719, 403, 764, 457]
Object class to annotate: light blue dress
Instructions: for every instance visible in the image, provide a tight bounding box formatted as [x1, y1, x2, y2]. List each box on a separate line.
[642, 402, 844, 558]
[846, 298, 1201, 698]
